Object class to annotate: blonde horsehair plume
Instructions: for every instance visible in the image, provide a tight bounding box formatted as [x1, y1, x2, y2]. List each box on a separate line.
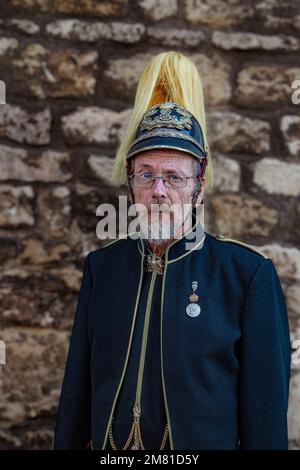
[111, 51, 213, 188]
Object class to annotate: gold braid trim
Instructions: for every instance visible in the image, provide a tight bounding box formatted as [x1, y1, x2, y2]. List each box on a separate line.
[108, 417, 169, 450]
[215, 233, 268, 259]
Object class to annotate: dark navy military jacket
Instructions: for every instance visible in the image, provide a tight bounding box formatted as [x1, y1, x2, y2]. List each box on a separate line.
[104, 252, 170, 451]
[53, 218, 291, 450]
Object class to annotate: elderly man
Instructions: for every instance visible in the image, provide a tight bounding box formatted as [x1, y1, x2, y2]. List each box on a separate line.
[53, 51, 291, 450]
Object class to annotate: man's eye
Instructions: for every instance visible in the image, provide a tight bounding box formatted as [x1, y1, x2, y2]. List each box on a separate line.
[169, 174, 181, 180]
[142, 172, 153, 179]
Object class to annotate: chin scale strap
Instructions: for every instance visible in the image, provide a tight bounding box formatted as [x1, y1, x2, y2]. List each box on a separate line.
[191, 155, 207, 208]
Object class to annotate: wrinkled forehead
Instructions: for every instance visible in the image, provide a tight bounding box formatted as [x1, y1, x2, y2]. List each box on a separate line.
[133, 149, 196, 173]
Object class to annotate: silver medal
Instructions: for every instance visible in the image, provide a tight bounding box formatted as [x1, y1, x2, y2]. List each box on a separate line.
[186, 302, 201, 317]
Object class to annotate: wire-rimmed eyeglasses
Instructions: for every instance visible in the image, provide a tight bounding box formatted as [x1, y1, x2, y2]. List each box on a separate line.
[129, 172, 196, 189]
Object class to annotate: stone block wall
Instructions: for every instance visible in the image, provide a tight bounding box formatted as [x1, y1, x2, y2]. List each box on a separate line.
[0, 0, 299, 449]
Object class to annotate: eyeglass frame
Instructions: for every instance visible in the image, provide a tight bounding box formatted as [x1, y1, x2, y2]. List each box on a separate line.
[128, 171, 197, 189]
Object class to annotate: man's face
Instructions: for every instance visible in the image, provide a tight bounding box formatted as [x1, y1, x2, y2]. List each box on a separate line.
[130, 148, 205, 244]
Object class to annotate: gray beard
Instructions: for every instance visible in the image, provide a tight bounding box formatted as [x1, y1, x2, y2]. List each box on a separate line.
[138, 215, 179, 245]
[137, 204, 194, 245]
[147, 219, 176, 246]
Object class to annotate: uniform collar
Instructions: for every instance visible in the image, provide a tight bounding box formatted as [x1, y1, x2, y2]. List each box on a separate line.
[137, 211, 206, 264]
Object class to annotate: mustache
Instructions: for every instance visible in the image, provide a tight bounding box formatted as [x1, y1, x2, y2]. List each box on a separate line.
[146, 202, 171, 212]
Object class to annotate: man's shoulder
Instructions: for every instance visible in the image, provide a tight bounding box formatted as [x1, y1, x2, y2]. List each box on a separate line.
[86, 235, 138, 262]
[204, 232, 276, 291]
[210, 232, 268, 260]
[204, 231, 269, 277]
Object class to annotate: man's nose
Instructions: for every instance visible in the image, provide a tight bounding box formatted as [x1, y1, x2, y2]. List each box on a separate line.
[151, 177, 167, 199]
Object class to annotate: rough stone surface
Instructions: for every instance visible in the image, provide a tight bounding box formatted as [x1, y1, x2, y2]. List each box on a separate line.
[12, 44, 98, 99]
[236, 66, 300, 107]
[87, 155, 117, 186]
[210, 154, 240, 192]
[212, 31, 300, 51]
[189, 53, 232, 105]
[288, 373, 300, 441]
[0, 145, 71, 182]
[0, 105, 51, 145]
[147, 27, 205, 47]
[104, 52, 154, 96]
[8, 19, 40, 35]
[280, 116, 300, 157]
[208, 112, 271, 154]
[253, 159, 300, 196]
[0, 327, 69, 447]
[183, 0, 254, 27]
[0, 37, 19, 55]
[210, 194, 278, 237]
[55, 0, 128, 16]
[0, 185, 35, 227]
[0, 0, 299, 451]
[287, 283, 300, 319]
[46, 20, 145, 43]
[61, 107, 131, 145]
[254, 0, 300, 31]
[9, 0, 51, 12]
[138, 0, 178, 20]
[257, 244, 300, 281]
[9, 0, 127, 15]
